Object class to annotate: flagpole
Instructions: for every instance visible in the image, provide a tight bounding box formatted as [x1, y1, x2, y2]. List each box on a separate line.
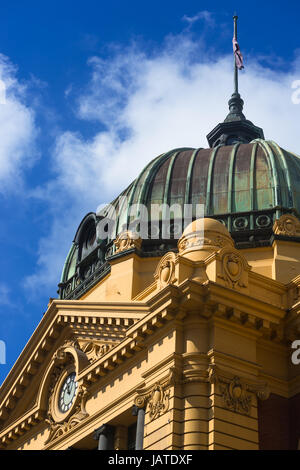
[223, 13, 246, 125]
[233, 15, 238, 95]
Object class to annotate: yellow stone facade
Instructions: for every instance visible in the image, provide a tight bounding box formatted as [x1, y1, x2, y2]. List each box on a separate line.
[0, 216, 299, 450]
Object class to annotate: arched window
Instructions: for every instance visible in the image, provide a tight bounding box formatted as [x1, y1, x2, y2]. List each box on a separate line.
[74, 213, 98, 262]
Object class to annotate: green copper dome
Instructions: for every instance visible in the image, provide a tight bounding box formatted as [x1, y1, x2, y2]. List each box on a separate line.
[59, 139, 300, 300]
[99, 139, 300, 235]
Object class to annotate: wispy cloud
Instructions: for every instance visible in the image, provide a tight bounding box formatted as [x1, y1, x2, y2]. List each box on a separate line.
[24, 34, 300, 298]
[0, 54, 38, 193]
[0, 283, 11, 307]
[182, 11, 215, 29]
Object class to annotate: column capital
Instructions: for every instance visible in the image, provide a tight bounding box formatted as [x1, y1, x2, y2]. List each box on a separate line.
[93, 423, 114, 441]
[132, 404, 144, 416]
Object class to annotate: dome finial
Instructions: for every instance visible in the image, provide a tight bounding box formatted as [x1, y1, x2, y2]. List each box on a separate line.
[233, 14, 240, 95]
[206, 15, 264, 147]
[224, 13, 246, 123]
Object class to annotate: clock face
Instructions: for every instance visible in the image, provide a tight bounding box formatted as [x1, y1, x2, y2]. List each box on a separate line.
[58, 372, 78, 413]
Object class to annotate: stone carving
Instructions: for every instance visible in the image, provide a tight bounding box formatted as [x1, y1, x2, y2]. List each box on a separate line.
[273, 214, 300, 237]
[215, 235, 229, 248]
[154, 252, 177, 289]
[178, 236, 204, 252]
[134, 369, 175, 421]
[52, 340, 79, 364]
[135, 384, 169, 421]
[208, 365, 269, 415]
[178, 235, 230, 254]
[148, 384, 169, 421]
[217, 248, 249, 289]
[48, 364, 65, 398]
[52, 339, 113, 368]
[113, 231, 142, 254]
[52, 340, 90, 372]
[80, 341, 113, 363]
[219, 376, 252, 415]
[46, 384, 89, 444]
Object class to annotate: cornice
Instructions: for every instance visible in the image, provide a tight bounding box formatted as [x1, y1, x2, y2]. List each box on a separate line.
[207, 349, 262, 378]
[287, 300, 300, 316]
[0, 408, 45, 449]
[207, 281, 286, 325]
[141, 352, 182, 381]
[132, 281, 157, 301]
[74, 282, 288, 390]
[48, 299, 149, 313]
[0, 300, 148, 395]
[287, 273, 300, 287]
[257, 371, 296, 398]
[249, 271, 287, 297]
[77, 290, 182, 386]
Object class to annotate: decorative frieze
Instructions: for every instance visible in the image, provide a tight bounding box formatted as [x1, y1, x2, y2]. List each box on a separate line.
[178, 234, 231, 253]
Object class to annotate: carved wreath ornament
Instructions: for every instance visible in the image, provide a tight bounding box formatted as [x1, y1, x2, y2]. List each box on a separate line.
[223, 253, 243, 286]
[219, 376, 252, 415]
[208, 365, 270, 416]
[154, 252, 177, 289]
[217, 249, 249, 289]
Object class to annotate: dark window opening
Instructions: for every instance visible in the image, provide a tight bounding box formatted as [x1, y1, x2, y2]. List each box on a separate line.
[127, 423, 137, 450]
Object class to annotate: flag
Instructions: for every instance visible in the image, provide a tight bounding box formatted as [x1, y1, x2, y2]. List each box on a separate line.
[232, 37, 244, 70]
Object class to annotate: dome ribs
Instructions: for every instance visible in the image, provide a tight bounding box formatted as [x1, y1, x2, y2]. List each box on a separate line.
[184, 148, 201, 205]
[205, 146, 220, 216]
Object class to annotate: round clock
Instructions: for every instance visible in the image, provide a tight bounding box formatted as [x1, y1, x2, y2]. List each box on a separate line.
[58, 371, 78, 413]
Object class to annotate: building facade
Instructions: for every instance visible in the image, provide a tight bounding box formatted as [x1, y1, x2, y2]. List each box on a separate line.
[0, 86, 300, 450]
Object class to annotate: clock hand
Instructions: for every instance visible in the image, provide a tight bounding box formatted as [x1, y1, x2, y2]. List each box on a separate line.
[67, 381, 72, 394]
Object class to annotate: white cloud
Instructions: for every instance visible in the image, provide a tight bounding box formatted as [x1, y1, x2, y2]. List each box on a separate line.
[0, 54, 37, 192]
[24, 34, 300, 297]
[23, 214, 79, 297]
[182, 11, 215, 28]
[0, 283, 11, 307]
[52, 43, 300, 199]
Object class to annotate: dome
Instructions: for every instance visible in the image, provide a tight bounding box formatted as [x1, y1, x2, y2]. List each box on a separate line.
[98, 139, 300, 243]
[178, 217, 234, 262]
[59, 138, 300, 300]
[182, 217, 231, 238]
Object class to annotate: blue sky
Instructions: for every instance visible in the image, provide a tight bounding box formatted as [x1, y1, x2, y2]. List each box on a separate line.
[1, 0, 300, 384]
